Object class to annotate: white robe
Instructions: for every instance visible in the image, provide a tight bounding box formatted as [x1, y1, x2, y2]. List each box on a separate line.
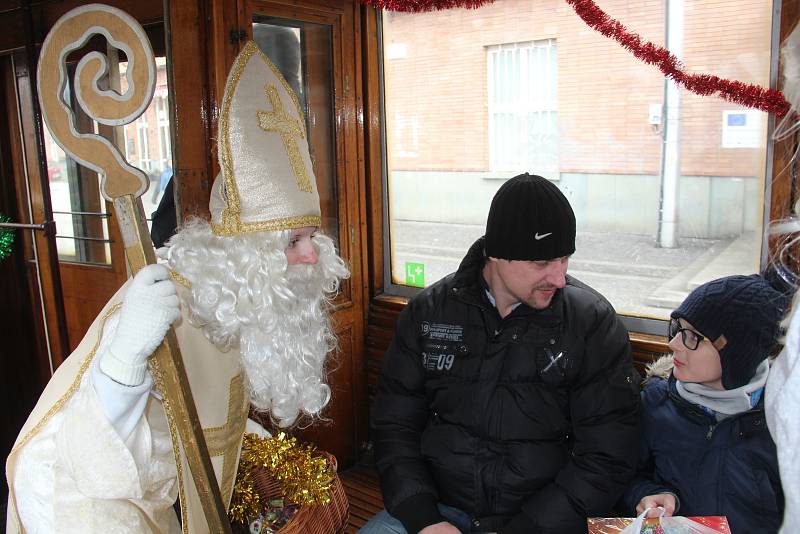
[766, 295, 800, 534]
[13, 312, 179, 533]
[6, 282, 250, 534]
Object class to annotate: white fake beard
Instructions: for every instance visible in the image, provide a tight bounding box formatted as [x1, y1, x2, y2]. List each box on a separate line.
[163, 219, 349, 428]
[238, 263, 336, 428]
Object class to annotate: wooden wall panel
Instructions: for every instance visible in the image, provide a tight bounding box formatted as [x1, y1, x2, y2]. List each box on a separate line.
[168, 0, 214, 221]
[771, 0, 800, 231]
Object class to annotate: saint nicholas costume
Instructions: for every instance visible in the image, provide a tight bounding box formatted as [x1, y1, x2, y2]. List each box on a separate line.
[6, 39, 323, 534]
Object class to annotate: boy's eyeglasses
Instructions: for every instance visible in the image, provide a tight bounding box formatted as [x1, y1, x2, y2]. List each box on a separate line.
[668, 318, 706, 351]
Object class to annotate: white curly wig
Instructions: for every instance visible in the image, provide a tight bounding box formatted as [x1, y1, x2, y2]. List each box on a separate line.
[161, 218, 349, 428]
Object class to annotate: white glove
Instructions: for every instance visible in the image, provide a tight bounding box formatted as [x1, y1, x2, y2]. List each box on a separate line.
[100, 264, 181, 386]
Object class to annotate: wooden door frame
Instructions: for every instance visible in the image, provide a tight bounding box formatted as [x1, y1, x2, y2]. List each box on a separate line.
[240, 0, 369, 464]
[9, 46, 70, 371]
[0, 52, 50, 405]
[241, 0, 356, 303]
[168, 0, 216, 221]
[169, 0, 370, 464]
[0, 52, 48, 512]
[4, 0, 168, 363]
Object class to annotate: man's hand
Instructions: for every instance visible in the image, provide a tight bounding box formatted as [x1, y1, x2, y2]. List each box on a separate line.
[636, 493, 677, 517]
[419, 522, 461, 534]
[101, 264, 181, 386]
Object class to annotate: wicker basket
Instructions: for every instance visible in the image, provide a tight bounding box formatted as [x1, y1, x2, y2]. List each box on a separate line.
[250, 451, 349, 534]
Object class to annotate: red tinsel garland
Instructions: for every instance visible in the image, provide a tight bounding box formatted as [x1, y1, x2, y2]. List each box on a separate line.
[361, 0, 494, 12]
[566, 0, 790, 117]
[363, 0, 789, 116]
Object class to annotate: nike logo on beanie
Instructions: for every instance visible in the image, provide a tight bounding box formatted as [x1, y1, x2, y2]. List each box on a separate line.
[484, 173, 576, 261]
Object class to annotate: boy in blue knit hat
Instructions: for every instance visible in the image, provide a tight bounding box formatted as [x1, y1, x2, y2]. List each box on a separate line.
[622, 274, 787, 534]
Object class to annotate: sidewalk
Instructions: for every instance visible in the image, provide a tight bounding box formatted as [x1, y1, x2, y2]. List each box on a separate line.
[390, 220, 761, 319]
[644, 231, 760, 310]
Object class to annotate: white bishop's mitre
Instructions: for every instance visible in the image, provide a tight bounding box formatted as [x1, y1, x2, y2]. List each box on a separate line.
[210, 40, 321, 236]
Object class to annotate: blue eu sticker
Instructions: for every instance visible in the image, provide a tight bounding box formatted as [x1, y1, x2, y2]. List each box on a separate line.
[727, 113, 746, 127]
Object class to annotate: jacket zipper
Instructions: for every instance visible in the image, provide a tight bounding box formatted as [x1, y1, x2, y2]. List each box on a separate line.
[706, 422, 718, 440]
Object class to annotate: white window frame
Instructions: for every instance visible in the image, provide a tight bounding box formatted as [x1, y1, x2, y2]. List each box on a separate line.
[136, 112, 151, 172]
[155, 92, 171, 171]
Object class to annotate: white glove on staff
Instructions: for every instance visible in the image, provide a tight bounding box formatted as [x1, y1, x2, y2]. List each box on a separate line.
[100, 264, 181, 386]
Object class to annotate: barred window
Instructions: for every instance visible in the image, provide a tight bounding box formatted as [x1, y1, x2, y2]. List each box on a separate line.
[488, 40, 558, 179]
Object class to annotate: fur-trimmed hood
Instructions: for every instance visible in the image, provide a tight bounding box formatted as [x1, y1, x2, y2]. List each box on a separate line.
[642, 354, 674, 387]
[642, 353, 775, 391]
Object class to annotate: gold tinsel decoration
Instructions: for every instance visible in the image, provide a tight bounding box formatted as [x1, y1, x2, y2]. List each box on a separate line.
[228, 432, 335, 524]
[228, 468, 261, 525]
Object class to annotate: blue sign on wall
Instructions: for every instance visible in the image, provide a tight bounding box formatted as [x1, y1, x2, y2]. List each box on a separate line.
[727, 113, 746, 127]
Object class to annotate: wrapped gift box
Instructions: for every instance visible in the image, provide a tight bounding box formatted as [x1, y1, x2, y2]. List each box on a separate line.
[587, 515, 730, 533]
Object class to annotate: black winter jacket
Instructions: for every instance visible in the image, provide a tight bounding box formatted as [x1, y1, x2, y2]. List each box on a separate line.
[622, 366, 783, 534]
[372, 238, 641, 534]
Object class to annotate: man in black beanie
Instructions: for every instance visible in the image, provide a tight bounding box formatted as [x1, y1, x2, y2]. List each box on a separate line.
[363, 173, 641, 534]
[623, 274, 787, 534]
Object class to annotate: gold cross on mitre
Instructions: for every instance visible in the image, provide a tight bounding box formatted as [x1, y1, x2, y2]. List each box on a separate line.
[257, 84, 314, 193]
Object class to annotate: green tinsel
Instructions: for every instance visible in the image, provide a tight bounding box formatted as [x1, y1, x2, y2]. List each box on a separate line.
[0, 214, 14, 263]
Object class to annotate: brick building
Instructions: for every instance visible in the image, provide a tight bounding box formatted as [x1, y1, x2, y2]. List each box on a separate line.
[383, 0, 772, 238]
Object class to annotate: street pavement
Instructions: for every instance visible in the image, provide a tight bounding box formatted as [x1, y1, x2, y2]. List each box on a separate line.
[388, 219, 757, 320]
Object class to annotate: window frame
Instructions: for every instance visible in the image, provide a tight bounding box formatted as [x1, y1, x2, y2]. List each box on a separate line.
[156, 92, 171, 170]
[136, 112, 151, 172]
[373, 5, 784, 337]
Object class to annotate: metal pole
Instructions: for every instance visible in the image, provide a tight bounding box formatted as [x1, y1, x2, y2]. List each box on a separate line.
[657, 0, 683, 248]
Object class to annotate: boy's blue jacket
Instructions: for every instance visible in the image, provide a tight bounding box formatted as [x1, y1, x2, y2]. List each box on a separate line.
[622, 357, 784, 534]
